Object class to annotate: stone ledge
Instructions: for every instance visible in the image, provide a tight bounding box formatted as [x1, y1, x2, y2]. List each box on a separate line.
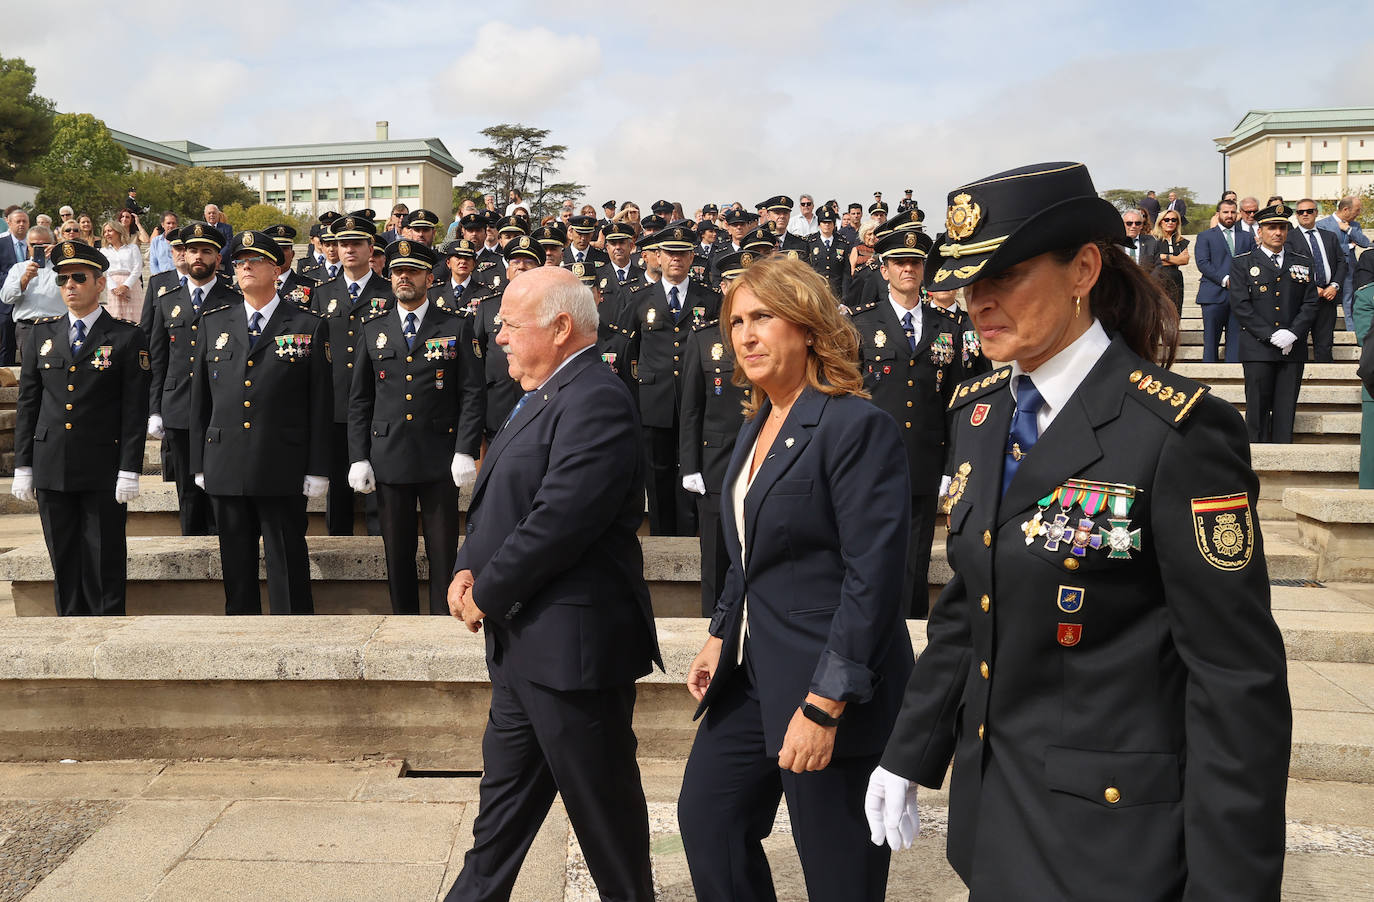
[1285, 489, 1374, 524]
[1174, 363, 1360, 383]
[1286, 489, 1374, 582]
[1252, 444, 1359, 473]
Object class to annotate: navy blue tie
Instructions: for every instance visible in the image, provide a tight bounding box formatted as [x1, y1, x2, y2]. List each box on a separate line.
[348, 282, 360, 300]
[453, 283, 464, 304]
[328, 265, 338, 280]
[1002, 376, 1044, 497]
[404, 312, 418, 349]
[179, 275, 188, 290]
[1306, 230, 1327, 285]
[902, 311, 916, 351]
[502, 390, 536, 430]
[192, 287, 203, 312]
[669, 286, 681, 318]
[248, 312, 263, 348]
[70, 319, 86, 356]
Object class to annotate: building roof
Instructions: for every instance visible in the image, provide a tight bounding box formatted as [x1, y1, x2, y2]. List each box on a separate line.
[109, 131, 463, 176]
[1217, 107, 1374, 152]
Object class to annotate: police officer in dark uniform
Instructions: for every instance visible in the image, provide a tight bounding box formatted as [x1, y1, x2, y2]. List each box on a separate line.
[849, 224, 988, 617]
[759, 195, 809, 256]
[299, 212, 342, 282]
[141, 227, 185, 320]
[471, 235, 544, 438]
[191, 231, 332, 615]
[807, 206, 852, 298]
[623, 223, 721, 536]
[266, 225, 319, 308]
[868, 163, 1291, 901]
[568, 261, 637, 399]
[429, 238, 480, 312]
[400, 208, 440, 246]
[297, 224, 327, 279]
[1230, 201, 1320, 443]
[678, 250, 753, 615]
[533, 222, 568, 267]
[349, 240, 483, 615]
[896, 189, 917, 214]
[563, 215, 609, 267]
[868, 199, 889, 229]
[309, 212, 392, 535]
[12, 239, 151, 615]
[846, 209, 925, 309]
[146, 221, 239, 536]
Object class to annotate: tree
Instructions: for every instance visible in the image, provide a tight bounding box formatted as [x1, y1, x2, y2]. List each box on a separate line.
[32, 113, 130, 220]
[1101, 189, 1149, 212]
[465, 124, 586, 218]
[130, 166, 257, 227]
[217, 203, 312, 236]
[0, 56, 55, 182]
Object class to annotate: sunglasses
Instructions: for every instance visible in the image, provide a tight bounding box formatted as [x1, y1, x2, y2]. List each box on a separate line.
[1297, 208, 1318, 215]
[61, 228, 79, 234]
[55, 272, 91, 285]
[1161, 217, 1179, 223]
[800, 202, 813, 207]
[1124, 220, 1144, 226]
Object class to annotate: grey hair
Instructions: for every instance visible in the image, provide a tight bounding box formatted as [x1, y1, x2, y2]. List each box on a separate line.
[1337, 196, 1357, 212]
[534, 277, 599, 335]
[27, 225, 53, 243]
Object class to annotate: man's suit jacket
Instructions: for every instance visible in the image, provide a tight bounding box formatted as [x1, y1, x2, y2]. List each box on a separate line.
[1163, 196, 1187, 226]
[1194, 226, 1255, 305]
[1129, 234, 1162, 274]
[454, 348, 662, 691]
[1317, 214, 1372, 279]
[1230, 248, 1321, 361]
[15, 310, 150, 491]
[1139, 195, 1160, 225]
[700, 388, 915, 758]
[1286, 226, 1347, 292]
[0, 237, 23, 314]
[190, 301, 332, 495]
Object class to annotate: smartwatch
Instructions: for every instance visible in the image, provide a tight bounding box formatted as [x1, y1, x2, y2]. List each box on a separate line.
[801, 702, 841, 728]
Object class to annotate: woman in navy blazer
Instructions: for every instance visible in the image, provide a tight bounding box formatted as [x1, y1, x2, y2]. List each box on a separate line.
[677, 256, 914, 902]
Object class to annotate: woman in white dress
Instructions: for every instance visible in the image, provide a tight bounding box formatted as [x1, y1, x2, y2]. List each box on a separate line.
[99, 219, 142, 322]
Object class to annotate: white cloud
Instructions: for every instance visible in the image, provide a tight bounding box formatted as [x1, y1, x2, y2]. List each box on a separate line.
[431, 22, 602, 118]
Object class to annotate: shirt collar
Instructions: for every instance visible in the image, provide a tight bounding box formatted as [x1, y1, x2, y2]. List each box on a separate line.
[1009, 319, 1111, 422]
[188, 275, 218, 295]
[68, 307, 103, 333]
[398, 300, 429, 328]
[452, 277, 470, 291]
[888, 292, 920, 326]
[244, 295, 280, 326]
[662, 277, 689, 298]
[346, 269, 373, 293]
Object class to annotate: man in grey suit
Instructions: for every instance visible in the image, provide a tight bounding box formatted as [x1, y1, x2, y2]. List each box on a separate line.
[1317, 195, 1371, 327]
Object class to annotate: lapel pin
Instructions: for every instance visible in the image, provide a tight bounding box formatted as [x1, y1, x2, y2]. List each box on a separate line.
[784, 437, 794, 448]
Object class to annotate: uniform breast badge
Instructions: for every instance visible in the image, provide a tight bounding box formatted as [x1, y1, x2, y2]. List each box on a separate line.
[170, 305, 182, 318]
[713, 376, 723, 396]
[327, 298, 338, 315]
[435, 369, 444, 389]
[1029, 479, 1140, 555]
[692, 306, 705, 324]
[711, 343, 724, 361]
[90, 346, 113, 370]
[940, 461, 971, 515]
[874, 330, 887, 348]
[376, 332, 387, 349]
[646, 307, 656, 325]
[1191, 492, 1253, 571]
[930, 332, 954, 367]
[39, 339, 52, 357]
[1056, 585, 1084, 613]
[970, 402, 990, 426]
[216, 332, 229, 350]
[1056, 623, 1083, 647]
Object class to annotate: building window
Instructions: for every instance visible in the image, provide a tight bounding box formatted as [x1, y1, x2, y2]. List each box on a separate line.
[1275, 162, 1303, 176]
[372, 186, 393, 199]
[343, 187, 366, 200]
[318, 188, 340, 200]
[397, 185, 420, 198]
[291, 190, 312, 202]
[1349, 160, 1374, 174]
[265, 190, 287, 204]
[1313, 161, 1339, 175]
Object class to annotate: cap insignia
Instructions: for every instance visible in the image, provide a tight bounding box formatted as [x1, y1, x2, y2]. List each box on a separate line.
[905, 233, 917, 248]
[193, 224, 204, 238]
[398, 240, 410, 256]
[946, 193, 982, 240]
[62, 243, 75, 259]
[243, 232, 254, 247]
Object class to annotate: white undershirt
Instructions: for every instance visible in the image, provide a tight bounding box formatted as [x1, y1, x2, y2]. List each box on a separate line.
[1009, 319, 1111, 435]
[889, 293, 923, 347]
[732, 426, 765, 664]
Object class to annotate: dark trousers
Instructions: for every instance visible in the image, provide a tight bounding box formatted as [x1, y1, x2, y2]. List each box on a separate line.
[376, 479, 460, 615]
[13, 319, 35, 363]
[905, 494, 938, 618]
[211, 494, 313, 615]
[1200, 302, 1240, 363]
[677, 654, 890, 902]
[326, 422, 380, 536]
[1311, 298, 1339, 362]
[0, 311, 14, 366]
[1242, 359, 1304, 443]
[643, 424, 693, 536]
[37, 488, 127, 615]
[697, 492, 728, 616]
[163, 427, 214, 535]
[446, 652, 653, 902]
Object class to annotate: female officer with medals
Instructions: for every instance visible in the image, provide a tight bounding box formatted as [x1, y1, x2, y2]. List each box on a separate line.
[865, 162, 1291, 900]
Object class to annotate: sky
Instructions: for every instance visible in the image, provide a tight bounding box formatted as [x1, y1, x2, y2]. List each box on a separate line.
[11, 0, 1374, 213]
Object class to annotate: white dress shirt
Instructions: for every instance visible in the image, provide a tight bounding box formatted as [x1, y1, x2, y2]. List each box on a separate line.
[732, 425, 764, 662]
[244, 296, 280, 330]
[1298, 228, 1333, 284]
[68, 306, 105, 346]
[787, 212, 819, 238]
[397, 300, 429, 331]
[662, 277, 690, 307]
[2, 261, 65, 320]
[1009, 319, 1111, 435]
[889, 294, 923, 347]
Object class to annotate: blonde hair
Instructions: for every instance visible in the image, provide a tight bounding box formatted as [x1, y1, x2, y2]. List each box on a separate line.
[720, 256, 867, 420]
[101, 219, 129, 246]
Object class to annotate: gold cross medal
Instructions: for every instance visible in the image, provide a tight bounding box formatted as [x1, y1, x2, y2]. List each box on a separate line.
[1021, 510, 1047, 545]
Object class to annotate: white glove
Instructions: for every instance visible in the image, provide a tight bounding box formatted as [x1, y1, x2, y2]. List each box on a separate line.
[146, 414, 165, 440]
[682, 472, 707, 495]
[1269, 328, 1297, 351]
[194, 473, 205, 490]
[864, 766, 920, 851]
[303, 475, 329, 498]
[114, 471, 140, 504]
[451, 453, 477, 489]
[11, 467, 34, 503]
[348, 460, 376, 494]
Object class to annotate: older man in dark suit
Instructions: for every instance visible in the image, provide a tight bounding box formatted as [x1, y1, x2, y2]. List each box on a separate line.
[1287, 198, 1347, 362]
[444, 266, 661, 902]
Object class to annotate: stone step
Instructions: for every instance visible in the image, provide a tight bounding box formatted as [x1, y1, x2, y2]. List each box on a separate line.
[1254, 447, 1358, 520]
[1174, 345, 1363, 361]
[1211, 383, 1363, 407]
[1175, 363, 1361, 384]
[1179, 330, 1358, 347]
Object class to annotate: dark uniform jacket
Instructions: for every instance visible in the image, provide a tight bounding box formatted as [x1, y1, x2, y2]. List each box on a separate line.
[624, 279, 721, 429]
[473, 252, 505, 287]
[777, 231, 809, 255]
[807, 233, 852, 298]
[309, 270, 393, 423]
[562, 244, 610, 267]
[297, 253, 326, 278]
[16, 311, 150, 492]
[146, 280, 240, 429]
[677, 320, 749, 493]
[471, 283, 522, 436]
[880, 337, 1291, 900]
[1229, 247, 1320, 361]
[277, 269, 319, 308]
[850, 297, 990, 495]
[349, 303, 484, 482]
[140, 269, 183, 328]
[700, 389, 913, 757]
[844, 258, 885, 308]
[190, 301, 332, 496]
[455, 348, 661, 691]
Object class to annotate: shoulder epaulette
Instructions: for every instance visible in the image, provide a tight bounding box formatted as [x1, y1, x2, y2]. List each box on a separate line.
[1123, 363, 1208, 428]
[114, 316, 139, 326]
[847, 300, 880, 316]
[362, 306, 388, 322]
[947, 366, 1012, 410]
[693, 318, 720, 332]
[33, 314, 63, 323]
[200, 303, 234, 318]
[627, 283, 650, 293]
[929, 303, 959, 321]
[1233, 250, 1253, 259]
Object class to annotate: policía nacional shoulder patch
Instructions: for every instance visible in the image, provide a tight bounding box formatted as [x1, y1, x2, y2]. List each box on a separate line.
[1191, 492, 1254, 570]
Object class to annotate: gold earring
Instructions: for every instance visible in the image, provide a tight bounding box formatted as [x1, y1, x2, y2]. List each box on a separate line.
[1074, 296, 1082, 317]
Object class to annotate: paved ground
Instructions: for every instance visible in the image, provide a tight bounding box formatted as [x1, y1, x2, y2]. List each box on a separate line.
[0, 758, 1371, 901]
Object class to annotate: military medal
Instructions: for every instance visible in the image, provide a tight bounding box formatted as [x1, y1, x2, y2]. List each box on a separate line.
[1098, 519, 1142, 559]
[91, 346, 113, 370]
[216, 332, 229, 350]
[874, 330, 886, 348]
[1021, 511, 1045, 544]
[376, 332, 387, 349]
[39, 339, 52, 357]
[692, 306, 705, 323]
[601, 352, 617, 371]
[940, 461, 971, 515]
